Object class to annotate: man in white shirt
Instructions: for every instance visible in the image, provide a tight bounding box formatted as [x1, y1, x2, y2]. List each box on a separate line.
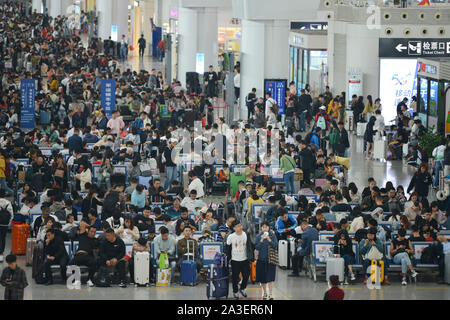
[234, 67, 240, 103]
[265, 92, 276, 116]
[180, 190, 202, 213]
[373, 110, 385, 139]
[187, 171, 204, 199]
[226, 220, 251, 299]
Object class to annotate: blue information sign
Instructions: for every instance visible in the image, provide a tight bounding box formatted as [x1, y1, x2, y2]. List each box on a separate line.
[101, 79, 116, 119]
[264, 79, 287, 115]
[20, 79, 36, 129]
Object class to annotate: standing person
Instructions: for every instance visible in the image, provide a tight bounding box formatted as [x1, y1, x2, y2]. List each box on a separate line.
[407, 163, 432, 201]
[163, 138, 178, 191]
[0, 150, 13, 196]
[364, 116, 376, 160]
[280, 150, 296, 195]
[246, 88, 257, 120]
[362, 95, 375, 122]
[323, 275, 344, 300]
[0, 189, 13, 262]
[226, 220, 254, 300]
[397, 97, 408, 116]
[298, 89, 312, 132]
[255, 222, 277, 300]
[410, 96, 418, 117]
[335, 121, 350, 157]
[351, 95, 363, 128]
[265, 92, 277, 116]
[138, 34, 146, 58]
[233, 67, 240, 103]
[204, 65, 218, 99]
[432, 139, 446, 188]
[157, 39, 165, 62]
[120, 34, 128, 61]
[298, 139, 315, 187]
[0, 254, 28, 300]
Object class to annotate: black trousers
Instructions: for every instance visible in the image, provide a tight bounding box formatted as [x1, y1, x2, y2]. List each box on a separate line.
[100, 259, 127, 282]
[0, 226, 8, 255]
[231, 259, 250, 293]
[247, 105, 255, 120]
[438, 255, 445, 279]
[139, 47, 145, 57]
[291, 254, 305, 275]
[44, 256, 69, 282]
[302, 169, 312, 186]
[72, 253, 97, 281]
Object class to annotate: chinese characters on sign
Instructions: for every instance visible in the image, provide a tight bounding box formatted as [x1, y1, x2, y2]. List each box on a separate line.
[20, 79, 36, 129]
[101, 79, 116, 119]
[264, 79, 287, 115]
[379, 38, 450, 58]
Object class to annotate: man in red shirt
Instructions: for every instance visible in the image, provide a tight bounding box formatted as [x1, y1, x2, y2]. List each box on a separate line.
[323, 275, 344, 300]
[157, 40, 165, 62]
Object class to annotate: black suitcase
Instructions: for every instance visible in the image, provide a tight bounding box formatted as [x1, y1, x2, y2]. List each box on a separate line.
[32, 241, 44, 279]
[111, 173, 126, 186]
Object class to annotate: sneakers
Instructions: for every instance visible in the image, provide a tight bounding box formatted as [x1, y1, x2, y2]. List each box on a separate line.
[401, 278, 407, 286]
[239, 289, 248, 298]
[0, 255, 3, 262]
[411, 270, 418, 278]
[350, 272, 356, 281]
[87, 279, 95, 287]
[344, 278, 349, 285]
[268, 295, 274, 300]
[119, 281, 127, 288]
[233, 292, 239, 300]
[262, 293, 267, 300]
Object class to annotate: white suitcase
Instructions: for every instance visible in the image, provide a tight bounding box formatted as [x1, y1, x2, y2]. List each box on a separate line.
[326, 256, 345, 282]
[278, 238, 296, 269]
[134, 251, 150, 286]
[373, 140, 386, 160]
[445, 253, 450, 284]
[402, 143, 409, 158]
[356, 122, 367, 137]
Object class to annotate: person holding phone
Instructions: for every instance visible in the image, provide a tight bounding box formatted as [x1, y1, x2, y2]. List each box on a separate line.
[0, 254, 28, 300]
[390, 228, 418, 286]
[255, 222, 278, 300]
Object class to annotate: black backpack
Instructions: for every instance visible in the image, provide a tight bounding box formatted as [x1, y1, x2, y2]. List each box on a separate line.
[0, 204, 11, 225]
[102, 191, 120, 218]
[420, 245, 438, 264]
[95, 267, 111, 287]
[35, 264, 49, 284]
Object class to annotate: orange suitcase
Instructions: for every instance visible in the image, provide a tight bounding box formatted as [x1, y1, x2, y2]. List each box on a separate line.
[11, 224, 30, 255]
[251, 261, 257, 283]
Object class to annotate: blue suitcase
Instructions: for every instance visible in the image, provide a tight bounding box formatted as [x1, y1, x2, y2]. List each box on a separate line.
[206, 265, 229, 299]
[40, 110, 50, 125]
[180, 240, 197, 286]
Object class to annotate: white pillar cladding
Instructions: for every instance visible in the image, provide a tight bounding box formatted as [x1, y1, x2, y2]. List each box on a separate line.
[49, 0, 62, 18]
[178, 6, 198, 87]
[32, 0, 42, 13]
[197, 7, 218, 72]
[112, 0, 129, 43]
[142, 0, 154, 56]
[96, 0, 112, 40]
[345, 23, 379, 100]
[239, 19, 290, 120]
[60, 0, 72, 16]
[154, 0, 163, 26]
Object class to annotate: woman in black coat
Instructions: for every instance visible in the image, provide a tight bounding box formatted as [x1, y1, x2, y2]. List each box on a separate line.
[407, 163, 432, 201]
[333, 229, 355, 283]
[364, 116, 376, 160]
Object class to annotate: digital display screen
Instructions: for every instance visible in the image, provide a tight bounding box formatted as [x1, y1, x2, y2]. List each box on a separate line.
[379, 58, 418, 123]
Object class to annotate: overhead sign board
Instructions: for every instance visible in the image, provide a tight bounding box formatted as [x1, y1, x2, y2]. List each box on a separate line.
[379, 38, 450, 58]
[290, 22, 328, 30]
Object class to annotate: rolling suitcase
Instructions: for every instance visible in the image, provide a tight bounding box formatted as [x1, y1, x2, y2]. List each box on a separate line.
[278, 238, 296, 269]
[445, 253, 450, 284]
[32, 241, 44, 279]
[39, 110, 50, 125]
[356, 122, 366, 137]
[180, 240, 197, 286]
[26, 238, 38, 266]
[11, 224, 30, 255]
[134, 251, 150, 286]
[373, 140, 386, 160]
[326, 256, 345, 282]
[206, 265, 229, 299]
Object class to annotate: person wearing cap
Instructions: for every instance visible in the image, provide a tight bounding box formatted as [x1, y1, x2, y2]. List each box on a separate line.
[163, 138, 178, 191]
[315, 105, 331, 135]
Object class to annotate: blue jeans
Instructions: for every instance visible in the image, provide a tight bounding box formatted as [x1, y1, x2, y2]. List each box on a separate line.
[434, 160, 443, 187]
[299, 111, 306, 131]
[283, 171, 295, 195]
[342, 254, 355, 276]
[164, 166, 177, 190]
[0, 178, 13, 196]
[393, 252, 412, 274]
[120, 45, 127, 60]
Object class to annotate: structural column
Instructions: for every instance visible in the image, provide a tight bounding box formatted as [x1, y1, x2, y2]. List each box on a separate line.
[49, 0, 62, 18]
[32, 0, 42, 13]
[96, 0, 112, 40]
[197, 7, 218, 72]
[112, 0, 129, 42]
[178, 7, 199, 87]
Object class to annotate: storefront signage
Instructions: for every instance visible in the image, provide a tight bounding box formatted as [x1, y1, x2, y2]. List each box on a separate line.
[264, 79, 287, 115]
[101, 79, 116, 119]
[20, 78, 36, 129]
[290, 22, 328, 30]
[170, 9, 178, 18]
[379, 38, 450, 58]
[417, 62, 437, 75]
[348, 72, 363, 105]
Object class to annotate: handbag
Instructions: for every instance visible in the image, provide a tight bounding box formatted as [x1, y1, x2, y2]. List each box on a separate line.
[268, 245, 279, 266]
[158, 253, 169, 269]
[365, 246, 384, 261]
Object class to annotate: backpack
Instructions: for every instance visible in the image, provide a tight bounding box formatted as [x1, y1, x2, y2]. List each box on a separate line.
[103, 191, 120, 217]
[420, 245, 438, 264]
[317, 115, 326, 130]
[0, 204, 11, 225]
[94, 267, 111, 287]
[34, 263, 49, 284]
[417, 146, 428, 164]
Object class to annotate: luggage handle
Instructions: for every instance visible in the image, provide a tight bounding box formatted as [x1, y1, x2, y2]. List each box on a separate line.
[186, 239, 195, 261]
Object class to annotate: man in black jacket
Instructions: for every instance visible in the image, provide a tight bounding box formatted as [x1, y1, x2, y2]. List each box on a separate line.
[163, 138, 178, 190]
[335, 122, 350, 157]
[43, 229, 69, 285]
[175, 207, 197, 236]
[71, 222, 99, 287]
[298, 89, 312, 132]
[134, 206, 155, 232]
[298, 140, 315, 187]
[99, 228, 127, 287]
[331, 193, 353, 215]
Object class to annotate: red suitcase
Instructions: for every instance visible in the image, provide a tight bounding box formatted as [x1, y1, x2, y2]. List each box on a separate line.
[11, 224, 30, 255]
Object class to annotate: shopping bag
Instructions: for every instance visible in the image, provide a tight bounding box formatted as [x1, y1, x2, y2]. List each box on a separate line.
[158, 253, 169, 269]
[156, 268, 172, 287]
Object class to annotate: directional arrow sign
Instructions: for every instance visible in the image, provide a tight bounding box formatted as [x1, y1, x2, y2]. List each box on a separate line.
[396, 44, 407, 52]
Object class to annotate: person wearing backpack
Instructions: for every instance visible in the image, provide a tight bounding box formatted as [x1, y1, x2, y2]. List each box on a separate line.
[0, 189, 13, 262]
[315, 106, 330, 134]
